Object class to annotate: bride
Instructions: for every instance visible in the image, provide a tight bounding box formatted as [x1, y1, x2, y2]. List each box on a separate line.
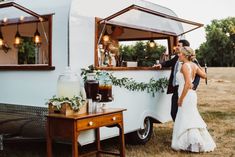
[171, 46, 216, 152]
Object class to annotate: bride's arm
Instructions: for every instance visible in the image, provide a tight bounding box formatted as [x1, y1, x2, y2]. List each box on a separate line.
[196, 65, 207, 79]
[178, 64, 192, 106]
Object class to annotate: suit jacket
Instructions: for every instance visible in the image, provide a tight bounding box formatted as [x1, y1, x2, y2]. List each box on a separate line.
[161, 55, 200, 94]
[161, 55, 178, 94]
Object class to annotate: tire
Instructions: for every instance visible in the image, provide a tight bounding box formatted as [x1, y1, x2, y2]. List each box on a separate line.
[126, 117, 153, 145]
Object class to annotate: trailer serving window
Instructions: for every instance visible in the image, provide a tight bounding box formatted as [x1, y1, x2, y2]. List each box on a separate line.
[0, 2, 54, 70]
[95, 5, 203, 70]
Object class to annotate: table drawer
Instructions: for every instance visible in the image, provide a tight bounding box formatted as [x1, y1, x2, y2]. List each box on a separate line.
[98, 113, 122, 126]
[77, 118, 98, 131]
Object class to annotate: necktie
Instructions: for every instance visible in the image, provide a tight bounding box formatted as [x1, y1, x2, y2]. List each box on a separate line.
[172, 60, 179, 86]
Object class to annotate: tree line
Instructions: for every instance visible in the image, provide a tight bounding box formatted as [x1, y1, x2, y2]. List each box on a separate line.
[196, 17, 235, 67]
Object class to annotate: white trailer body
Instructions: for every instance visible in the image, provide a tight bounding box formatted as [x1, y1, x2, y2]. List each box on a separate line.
[0, 0, 203, 145]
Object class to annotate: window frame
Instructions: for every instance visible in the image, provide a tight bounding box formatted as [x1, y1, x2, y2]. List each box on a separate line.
[94, 17, 178, 71]
[0, 14, 54, 71]
[0, 2, 54, 70]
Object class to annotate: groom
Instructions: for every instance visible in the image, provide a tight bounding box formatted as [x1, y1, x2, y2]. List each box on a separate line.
[154, 39, 200, 121]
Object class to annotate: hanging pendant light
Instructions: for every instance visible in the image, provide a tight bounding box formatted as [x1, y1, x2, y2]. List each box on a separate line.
[0, 27, 11, 53]
[148, 32, 156, 48]
[0, 27, 4, 47]
[149, 39, 156, 48]
[14, 24, 21, 48]
[34, 22, 41, 47]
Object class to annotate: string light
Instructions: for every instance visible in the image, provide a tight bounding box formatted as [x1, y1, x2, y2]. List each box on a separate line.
[3, 17, 8, 23]
[20, 16, 25, 22]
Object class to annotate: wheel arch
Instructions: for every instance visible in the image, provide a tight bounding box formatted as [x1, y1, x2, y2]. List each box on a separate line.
[138, 111, 160, 129]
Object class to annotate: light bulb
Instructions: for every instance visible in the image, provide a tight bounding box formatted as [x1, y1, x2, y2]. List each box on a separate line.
[3, 17, 8, 23]
[14, 37, 21, 45]
[149, 40, 156, 48]
[103, 34, 110, 42]
[34, 35, 40, 43]
[34, 28, 41, 46]
[149, 42, 155, 48]
[20, 16, 24, 21]
[0, 39, 3, 46]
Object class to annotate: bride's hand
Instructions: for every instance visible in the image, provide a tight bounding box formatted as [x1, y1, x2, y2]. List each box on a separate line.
[178, 98, 183, 107]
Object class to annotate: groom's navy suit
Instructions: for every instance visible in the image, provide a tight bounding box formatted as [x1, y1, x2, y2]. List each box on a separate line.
[161, 55, 200, 121]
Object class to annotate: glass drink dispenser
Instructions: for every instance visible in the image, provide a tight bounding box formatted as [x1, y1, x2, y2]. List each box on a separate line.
[98, 72, 113, 102]
[84, 73, 99, 113]
[84, 73, 99, 101]
[57, 67, 80, 98]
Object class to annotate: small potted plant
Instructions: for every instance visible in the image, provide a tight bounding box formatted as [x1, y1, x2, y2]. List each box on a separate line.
[46, 95, 87, 116]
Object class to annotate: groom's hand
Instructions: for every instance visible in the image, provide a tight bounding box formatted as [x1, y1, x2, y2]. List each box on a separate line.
[153, 64, 162, 69]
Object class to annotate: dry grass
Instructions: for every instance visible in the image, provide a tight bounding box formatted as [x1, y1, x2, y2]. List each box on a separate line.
[123, 67, 235, 157]
[1, 67, 235, 157]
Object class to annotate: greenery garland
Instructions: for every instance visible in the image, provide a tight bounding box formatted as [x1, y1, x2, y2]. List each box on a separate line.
[110, 75, 168, 97]
[81, 65, 168, 97]
[46, 65, 168, 111]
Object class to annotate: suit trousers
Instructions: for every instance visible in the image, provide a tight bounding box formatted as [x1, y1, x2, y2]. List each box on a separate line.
[171, 86, 178, 121]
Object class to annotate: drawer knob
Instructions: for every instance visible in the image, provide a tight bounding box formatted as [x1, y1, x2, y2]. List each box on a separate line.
[88, 121, 93, 126]
[112, 117, 116, 121]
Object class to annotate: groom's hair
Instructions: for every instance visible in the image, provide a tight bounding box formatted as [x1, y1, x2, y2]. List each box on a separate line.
[179, 39, 190, 47]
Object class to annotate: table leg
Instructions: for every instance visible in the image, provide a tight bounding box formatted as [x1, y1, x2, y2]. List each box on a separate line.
[118, 121, 125, 157]
[46, 119, 52, 157]
[95, 128, 101, 157]
[72, 131, 79, 157]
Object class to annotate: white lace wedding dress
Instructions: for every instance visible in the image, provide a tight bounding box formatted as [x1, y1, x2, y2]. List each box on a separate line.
[171, 63, 216, 152]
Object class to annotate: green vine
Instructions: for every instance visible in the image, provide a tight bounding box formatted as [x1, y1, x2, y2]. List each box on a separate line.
[81, 65, 100, 81]
[110, 75, 168, 97]
[46, 95, 86, 112]
[81, 65, 168, 97]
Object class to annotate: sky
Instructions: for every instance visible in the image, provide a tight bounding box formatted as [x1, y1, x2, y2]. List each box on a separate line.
[145, 0, 235, 49]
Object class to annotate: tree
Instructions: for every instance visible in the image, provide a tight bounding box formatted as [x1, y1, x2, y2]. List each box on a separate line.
[18, 37, 36, 64]
[119, 41, 166, 67]
[197, 17, 235, 67]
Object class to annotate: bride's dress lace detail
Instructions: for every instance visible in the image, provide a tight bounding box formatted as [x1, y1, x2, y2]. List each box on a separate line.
[171, 63, 216, 152]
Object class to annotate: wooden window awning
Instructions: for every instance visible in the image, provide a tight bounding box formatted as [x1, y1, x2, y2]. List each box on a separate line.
[0, 1, 45, 23]
[99, 4, 203, 36]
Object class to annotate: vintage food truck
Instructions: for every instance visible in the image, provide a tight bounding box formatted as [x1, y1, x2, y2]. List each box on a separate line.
[0, 0, 203, 146]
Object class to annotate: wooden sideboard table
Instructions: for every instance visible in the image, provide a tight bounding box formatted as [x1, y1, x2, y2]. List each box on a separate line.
[46, 108, 126, 157]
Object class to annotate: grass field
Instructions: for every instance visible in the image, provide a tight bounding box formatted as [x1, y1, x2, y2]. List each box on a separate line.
[1, 67, 235, 157]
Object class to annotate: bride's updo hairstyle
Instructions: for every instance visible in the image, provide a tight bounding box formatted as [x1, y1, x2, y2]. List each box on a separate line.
[180, 46, 195, 61]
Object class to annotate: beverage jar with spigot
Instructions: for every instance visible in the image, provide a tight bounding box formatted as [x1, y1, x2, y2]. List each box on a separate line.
[98, 72, 113, 102]
[57, 67, 80, 99]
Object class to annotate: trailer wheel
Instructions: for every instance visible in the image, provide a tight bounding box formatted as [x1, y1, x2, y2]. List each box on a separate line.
[126, 117, 153, 145]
